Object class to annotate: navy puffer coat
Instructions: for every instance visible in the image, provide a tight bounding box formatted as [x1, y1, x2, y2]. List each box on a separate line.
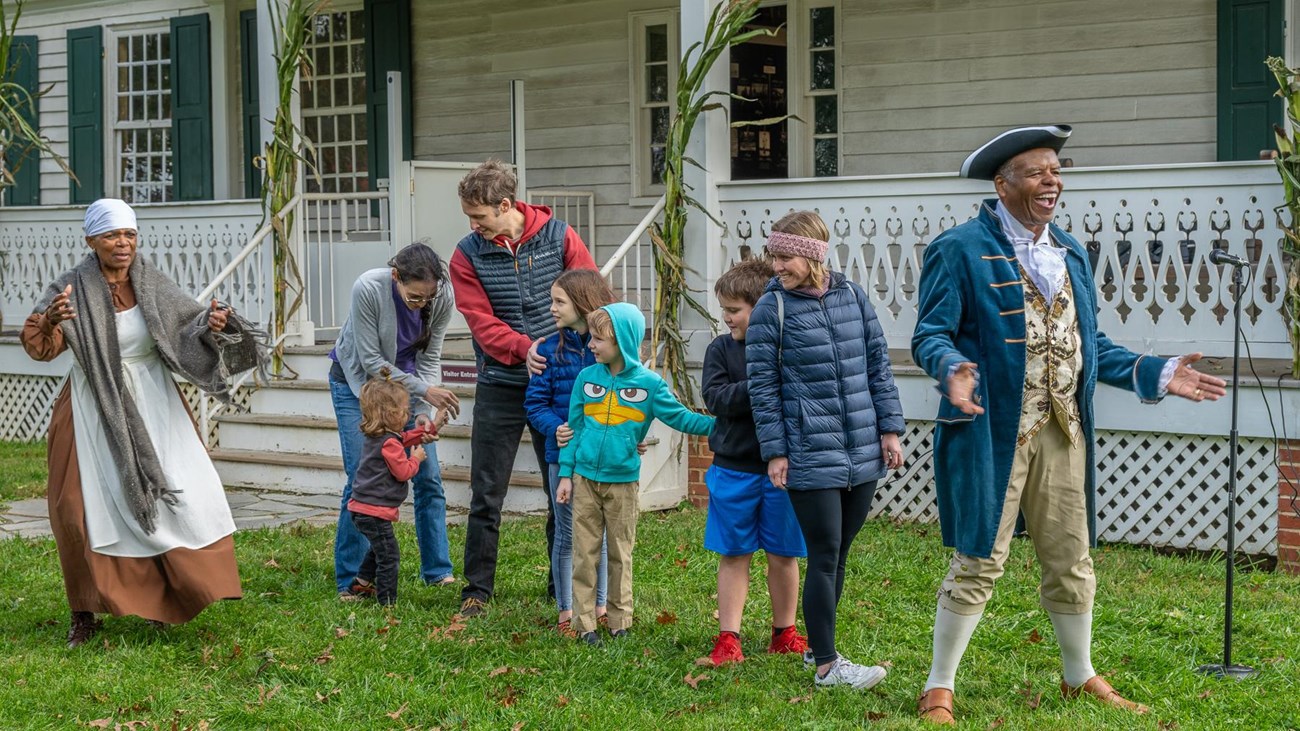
[746, 272, 904, 490]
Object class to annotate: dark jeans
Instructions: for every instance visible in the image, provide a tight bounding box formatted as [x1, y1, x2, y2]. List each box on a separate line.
[462, 380, 554, 602]
[787, 482, 877, 666]
[352, 512, 400, 605]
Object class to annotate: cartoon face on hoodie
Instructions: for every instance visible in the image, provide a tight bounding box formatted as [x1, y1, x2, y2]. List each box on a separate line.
[558, 302, 715, 483]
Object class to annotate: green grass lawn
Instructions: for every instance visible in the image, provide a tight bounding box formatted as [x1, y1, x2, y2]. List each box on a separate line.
[1, 451, 1298, 729]
[0, 440, 47, 503]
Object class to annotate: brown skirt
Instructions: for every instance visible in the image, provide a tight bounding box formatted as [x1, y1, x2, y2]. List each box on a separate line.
[46, 385, 243, 624]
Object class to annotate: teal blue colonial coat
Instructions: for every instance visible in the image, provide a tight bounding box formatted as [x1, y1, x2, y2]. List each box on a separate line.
[911, 200, 1170, 559]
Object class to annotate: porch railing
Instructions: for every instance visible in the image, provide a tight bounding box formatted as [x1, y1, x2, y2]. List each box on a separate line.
[716, 161, 1289, 359]
[601, 195, 664, 332]
[530, 188, 596, 256]
[300, 191, 392, 337]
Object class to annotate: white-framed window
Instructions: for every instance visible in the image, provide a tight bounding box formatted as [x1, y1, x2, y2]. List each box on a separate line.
[806, 3, 839, 177]
[301, 8, 369, 194]
[630, 12, 678, 199]
[110, 25, 173, 203]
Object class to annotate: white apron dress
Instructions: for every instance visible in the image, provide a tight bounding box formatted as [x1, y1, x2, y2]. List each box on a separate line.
[69, 306, 236, 557]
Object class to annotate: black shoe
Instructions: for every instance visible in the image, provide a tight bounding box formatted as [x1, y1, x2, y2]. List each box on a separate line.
[67, 612, 102, 649]
[609, 629, 629, 640]
[580, 631, 603, 647]
[458, 596, 488, 618]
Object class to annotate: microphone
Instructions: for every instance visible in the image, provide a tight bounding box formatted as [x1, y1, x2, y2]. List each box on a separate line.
[1209, 249, 1249, 267]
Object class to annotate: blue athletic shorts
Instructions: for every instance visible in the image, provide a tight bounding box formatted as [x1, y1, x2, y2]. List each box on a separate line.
[703, 464, 807, 558]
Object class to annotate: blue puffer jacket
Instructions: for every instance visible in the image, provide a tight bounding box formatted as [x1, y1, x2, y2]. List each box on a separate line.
[746, 272, 904, 490]
[524, 328, 594, 464]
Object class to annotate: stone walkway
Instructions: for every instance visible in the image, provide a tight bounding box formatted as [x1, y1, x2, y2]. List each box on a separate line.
[0, 488, 468, 540]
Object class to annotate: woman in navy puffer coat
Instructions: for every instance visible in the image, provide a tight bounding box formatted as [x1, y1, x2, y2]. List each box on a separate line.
[746, 211, 905, 691]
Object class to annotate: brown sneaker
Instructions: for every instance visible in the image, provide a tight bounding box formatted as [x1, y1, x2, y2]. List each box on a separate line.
[67, 612, 102, 649]
[556, 619, 578, 639]
[917, 687, 955, 725]
[458, 596, 488, 619]
[1061, 675, 1150, 714]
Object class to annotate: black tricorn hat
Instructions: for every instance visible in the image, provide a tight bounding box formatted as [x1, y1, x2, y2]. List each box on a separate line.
[959, 125, 1072, 180]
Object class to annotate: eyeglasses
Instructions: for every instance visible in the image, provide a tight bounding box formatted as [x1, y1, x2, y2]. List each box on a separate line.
[403, 294, 435, 305]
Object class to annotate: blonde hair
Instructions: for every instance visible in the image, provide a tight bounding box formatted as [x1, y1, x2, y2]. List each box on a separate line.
[770, 210, 830, 283]
[586, 307, 614, 341]
[360, 373, 409, 437]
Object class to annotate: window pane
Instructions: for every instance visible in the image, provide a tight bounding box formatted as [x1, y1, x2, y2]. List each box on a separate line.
[647, 64, 668, 103]
[811, 50, 835, 90]
[650, 145, 666, 185]
[814, 137, 838, 177]
[314, 47, 329, 75]
[334, 78, 349, 106]
[351, 77, 366, 107]
[117, 66, 129, 94]
[332, 12, 349, 42]
[320, 117, 335, 144]
[132, 35, 143, 59]
[811, 7, 834, 48]
[132, 65, 145, 94]
[815, 96, 837, 134]
[317, 81, 332, 107]
[146, 33, 157, 61]
[131, 95, 145, 120]
[646, 24, 668, 63]
[651, 106, 670, 144]
[353, 112, 367, 141]
[161, 91, 171, 120]
[351, 43, 366, 74]
[161, 33, 170, 61]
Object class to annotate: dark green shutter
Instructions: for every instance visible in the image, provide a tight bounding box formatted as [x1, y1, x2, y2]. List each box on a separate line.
[239, 10, 261, 199]
[1216, 0, 1284, 161]
[66, 26, 103, 204]
[363, 0, 412, 192]
[170, 13, 213, 200]
[3, 35, 39, 206]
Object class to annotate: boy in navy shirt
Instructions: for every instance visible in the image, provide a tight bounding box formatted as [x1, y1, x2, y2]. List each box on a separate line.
[701, 259, 808, 666]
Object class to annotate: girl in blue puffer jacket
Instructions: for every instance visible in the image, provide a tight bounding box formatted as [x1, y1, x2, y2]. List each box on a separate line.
[746, 210, 907, 691]
[525, 269, 613, 636]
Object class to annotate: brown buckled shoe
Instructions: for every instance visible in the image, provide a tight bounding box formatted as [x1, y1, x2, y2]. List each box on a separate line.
[1061, 675, 1150, 714]
[917, 687, 955, 725]
[66, 611, 102, 649]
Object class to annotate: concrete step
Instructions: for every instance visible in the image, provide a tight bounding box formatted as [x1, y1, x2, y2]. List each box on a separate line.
[279, 335, 478, 382]
[209, 448, 548, 514]
[250, 379, 477, 426]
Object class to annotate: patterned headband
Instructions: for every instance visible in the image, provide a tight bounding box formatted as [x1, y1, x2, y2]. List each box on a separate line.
[765, 230, 828, 261]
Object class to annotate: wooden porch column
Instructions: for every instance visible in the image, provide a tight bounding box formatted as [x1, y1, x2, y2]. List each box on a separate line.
[681, 0, 730, 366]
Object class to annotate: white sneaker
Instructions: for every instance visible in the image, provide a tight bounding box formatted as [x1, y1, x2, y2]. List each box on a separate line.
[814, 656, 887, 690]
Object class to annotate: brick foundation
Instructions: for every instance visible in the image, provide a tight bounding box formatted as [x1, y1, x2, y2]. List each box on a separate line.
[1278, 440, 1300, 575]
[687, 434, 713, 508]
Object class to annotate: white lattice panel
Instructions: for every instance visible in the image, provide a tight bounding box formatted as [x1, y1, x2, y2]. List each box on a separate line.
[870, 421, 1279, 556]
[717, 162, 1287, 359]
[0, 374, 63, 441]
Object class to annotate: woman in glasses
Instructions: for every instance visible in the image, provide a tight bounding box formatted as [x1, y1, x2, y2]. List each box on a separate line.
[329, 243, 461, 597]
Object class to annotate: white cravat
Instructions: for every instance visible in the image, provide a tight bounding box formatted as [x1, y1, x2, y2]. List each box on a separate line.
[995, 201, 1066, 302]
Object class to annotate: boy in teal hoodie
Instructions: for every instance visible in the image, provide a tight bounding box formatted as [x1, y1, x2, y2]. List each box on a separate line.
[556, 302, 714, 644]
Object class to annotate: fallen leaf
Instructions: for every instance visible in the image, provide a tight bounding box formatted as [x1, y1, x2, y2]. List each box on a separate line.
[642, 648, 655, 658]
[1025, 692, 1042, 710]
[313, 644, 334, 665]
[788, 693, 812, 704]
[986, 718, 1005, 730]
[263, 558, 280, 569]
[711, 609, 719, 620]
[674, 558, 689, 569]
[497, 685, 520, 708]
[385, 702, 408, 720]
[1198, 689, 1213, 699]
[489, 666, 510, 678]
[1026, 628, 1042, 644]
[314, 688, 341, 704]
[1158, 721, 1179, 731]
[334, 627, 349, 639]
[511, 724, 524, 731]
[87, 721, 111, 730]
[511, 632, 526, 645]
[555, 695, 570, 708]
[229, 643, 243, 659]
[656, 611, 678, 625]
[694, 656, 714, 666]
[676, 543, 687, 553]
[866, 711, 887, 721]
[879, 660, 893, 668]
[376, 625, 391, 635]
[881, 578, 892, 588]
[257, 684, 281, 706]
[683, 672, 709, 689]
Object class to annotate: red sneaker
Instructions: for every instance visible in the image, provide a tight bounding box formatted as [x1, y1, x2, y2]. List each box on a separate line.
[767, 625, 809, 654]
[708, 632, 745, 666]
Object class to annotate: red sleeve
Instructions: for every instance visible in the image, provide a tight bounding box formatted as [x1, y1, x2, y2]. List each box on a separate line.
[563, 226, 598, 271]
[400, 425, 436, 448]
[381, 438, 420, 482]
[450, 248, 534, 365]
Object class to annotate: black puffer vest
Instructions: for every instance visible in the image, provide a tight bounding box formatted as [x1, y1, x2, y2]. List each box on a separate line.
[454, 217, 568, 386]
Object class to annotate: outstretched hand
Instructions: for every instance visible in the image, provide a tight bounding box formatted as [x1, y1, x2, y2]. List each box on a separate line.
[1165, 353, 1227, 402]
[43, 285, 76, 331]
[945, 362, 985, 415]
[208, 299, 230, 333]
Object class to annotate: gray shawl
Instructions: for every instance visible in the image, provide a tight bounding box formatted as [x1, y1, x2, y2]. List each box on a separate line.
[34, 253, 267, 533]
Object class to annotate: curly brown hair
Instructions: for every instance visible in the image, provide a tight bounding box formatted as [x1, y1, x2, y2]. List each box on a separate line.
[715, 258, 774, 306]
[457, 159, 517, 207]
[360, 372, 410, 437]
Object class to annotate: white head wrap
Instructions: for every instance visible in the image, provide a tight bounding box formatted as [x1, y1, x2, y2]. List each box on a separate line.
[83, 198, 138, 237]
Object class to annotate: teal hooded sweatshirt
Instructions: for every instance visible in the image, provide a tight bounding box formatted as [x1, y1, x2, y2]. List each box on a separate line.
[558, 302, 715, 483]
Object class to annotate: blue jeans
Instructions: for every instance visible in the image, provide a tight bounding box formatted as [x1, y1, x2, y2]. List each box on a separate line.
[549, 464, 607, 612]
[331, 378, 452, 593]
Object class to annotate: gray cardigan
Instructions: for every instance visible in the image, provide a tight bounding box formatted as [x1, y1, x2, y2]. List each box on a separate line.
[333, 267, 454, 417]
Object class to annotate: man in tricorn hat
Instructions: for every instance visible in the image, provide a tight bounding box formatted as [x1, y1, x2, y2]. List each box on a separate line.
[910, 125, 1228, 724]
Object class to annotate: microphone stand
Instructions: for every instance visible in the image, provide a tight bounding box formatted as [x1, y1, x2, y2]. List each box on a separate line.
[1195, 260, 1256, 680]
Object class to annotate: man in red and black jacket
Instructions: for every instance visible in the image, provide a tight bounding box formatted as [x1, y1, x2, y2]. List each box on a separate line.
[450, 159, 597, 617]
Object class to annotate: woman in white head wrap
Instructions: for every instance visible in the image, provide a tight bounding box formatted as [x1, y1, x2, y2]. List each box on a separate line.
[21, 198, 256, 647]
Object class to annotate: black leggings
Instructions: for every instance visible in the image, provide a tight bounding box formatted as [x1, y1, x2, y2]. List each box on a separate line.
[787, 482, 877, 666]
[352, 512, 400, 605]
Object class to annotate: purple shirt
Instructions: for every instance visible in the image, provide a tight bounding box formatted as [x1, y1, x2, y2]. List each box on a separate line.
[392, 280, 423, 375]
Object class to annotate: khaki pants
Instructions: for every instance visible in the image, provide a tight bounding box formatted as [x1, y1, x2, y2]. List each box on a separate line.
[572, 475, 639, 633]
[939, 418, 1095, 616]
